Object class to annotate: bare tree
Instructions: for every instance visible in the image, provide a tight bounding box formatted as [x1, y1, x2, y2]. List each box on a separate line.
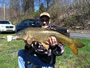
[22, 0, 34, 14]
[46, 0, 54, 8]
[9, 0, 20, 18]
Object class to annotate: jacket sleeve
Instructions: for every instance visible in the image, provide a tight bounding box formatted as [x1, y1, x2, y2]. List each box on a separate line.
[51, 43, 64, 56]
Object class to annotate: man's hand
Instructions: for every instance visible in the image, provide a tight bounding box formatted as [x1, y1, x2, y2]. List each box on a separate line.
[46, 36, 58, 46]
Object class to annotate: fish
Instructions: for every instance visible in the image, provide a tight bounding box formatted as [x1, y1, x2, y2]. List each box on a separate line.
[14, 27, 85, 56]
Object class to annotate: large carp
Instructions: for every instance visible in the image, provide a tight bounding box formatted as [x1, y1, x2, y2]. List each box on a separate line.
[15, 27, 85, 56]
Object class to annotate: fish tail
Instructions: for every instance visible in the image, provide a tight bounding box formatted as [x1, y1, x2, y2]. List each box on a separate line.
[73, 40, 85, 48]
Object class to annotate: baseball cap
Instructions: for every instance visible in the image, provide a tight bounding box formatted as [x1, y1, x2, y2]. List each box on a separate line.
[40, 12, 50, 18]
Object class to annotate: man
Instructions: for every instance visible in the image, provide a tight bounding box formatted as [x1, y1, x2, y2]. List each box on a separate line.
[18, 12, 64, 68]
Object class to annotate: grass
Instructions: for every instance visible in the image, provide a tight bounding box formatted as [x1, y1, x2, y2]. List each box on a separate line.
[56, 38, 90, 68]
[0, 34, 90, 68]
[0, 34, 25, 68]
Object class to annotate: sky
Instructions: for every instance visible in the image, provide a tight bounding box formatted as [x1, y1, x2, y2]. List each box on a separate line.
[0, 0, 9, 8]
[0, 0, 73, 11]
[0, 0, 47, 11]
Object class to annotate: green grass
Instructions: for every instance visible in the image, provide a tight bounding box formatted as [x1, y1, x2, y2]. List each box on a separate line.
[56, 38, 90, 68]
[0, 34, 25, 68]
[0, 34, 90, 68]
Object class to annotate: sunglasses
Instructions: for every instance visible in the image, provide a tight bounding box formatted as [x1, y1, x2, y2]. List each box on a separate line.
[40, 19, 49, 22]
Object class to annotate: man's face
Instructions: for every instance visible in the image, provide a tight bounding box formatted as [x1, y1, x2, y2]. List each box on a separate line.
[40, 16, 50, 28]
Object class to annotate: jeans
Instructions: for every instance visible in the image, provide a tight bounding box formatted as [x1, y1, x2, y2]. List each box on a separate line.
[18, 49, 54, 68]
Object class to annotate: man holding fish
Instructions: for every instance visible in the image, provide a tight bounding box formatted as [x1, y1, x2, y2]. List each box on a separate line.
[18, 12, 64, 68]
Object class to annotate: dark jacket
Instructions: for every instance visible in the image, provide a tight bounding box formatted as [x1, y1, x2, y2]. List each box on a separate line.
[25, 26, 64, 64]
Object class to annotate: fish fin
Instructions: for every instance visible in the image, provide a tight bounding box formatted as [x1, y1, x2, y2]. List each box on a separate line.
[41, 42, 49, 50]
[69, 44, 78, 56]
